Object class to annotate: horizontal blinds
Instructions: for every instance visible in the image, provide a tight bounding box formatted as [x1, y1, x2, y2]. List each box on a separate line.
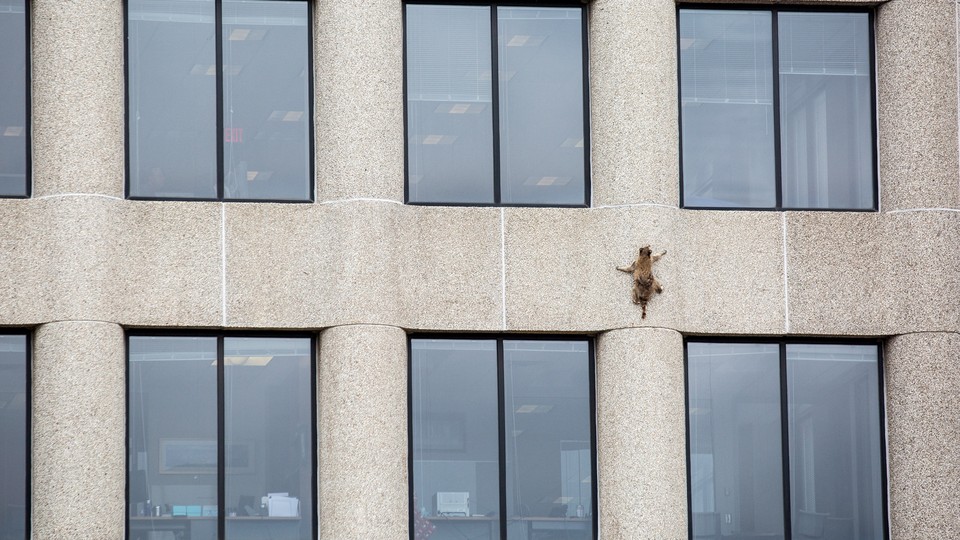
[779, 12, 870, 76]
[680, 10, 773, 105]
[406, 5, 492, 103]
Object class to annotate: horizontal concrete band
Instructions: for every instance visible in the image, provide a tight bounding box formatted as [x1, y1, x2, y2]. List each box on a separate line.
[0, 198, 957, 335]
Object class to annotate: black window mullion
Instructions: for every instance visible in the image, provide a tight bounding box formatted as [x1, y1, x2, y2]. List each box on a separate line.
[496, 339, 508, 539]
[771, 9, 783, 210]
[778, 342, 792, 540]
[588, 340, 599, 539]
[490, 5, 502, 205]
[23, 0, 31, 198]
[217, 336, 226, 540]
[214, 0, 224, 200]
[23, 333, 32, 540]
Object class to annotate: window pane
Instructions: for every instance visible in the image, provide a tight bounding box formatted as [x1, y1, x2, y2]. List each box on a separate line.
[680, 10, 776, 208]
[128, 0, 217, 199]
[687, 342, 785, 540]
[503, 340, 593, 540]
[0, 0, 27, 197]
[128, 336, 218, 540]
[779, 13, 873, 209]
[0, 335, 27, 539]
[786, 344, 884, 539]
[406, 5, 494, 204]
[224, 337, 314, 540]
[498, 7, 584, 205]
[222, 0, 310, 201]
[411, 339, 500, 540]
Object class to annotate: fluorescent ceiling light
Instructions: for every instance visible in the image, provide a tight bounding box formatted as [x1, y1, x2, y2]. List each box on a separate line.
[553, 497, 573, 504]
[421, 134, 457, 145]
[2, 126, 22, 137]
[214, 356, 273, 367]
[516, 404, 553, 414]
[506, 35, 545, 47]
[228, 28, 266, 41]
[246, 171, 273, 182]
[561, 138, 584, 148]
[268, 110, 304, 122]
[524, 176, 571, 187]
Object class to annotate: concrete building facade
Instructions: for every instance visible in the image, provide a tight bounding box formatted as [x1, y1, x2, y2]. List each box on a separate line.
[0, 0, 958, 538]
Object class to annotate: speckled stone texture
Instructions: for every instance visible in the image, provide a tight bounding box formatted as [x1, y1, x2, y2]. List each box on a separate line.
[596, 327, 687, 540]
[786, 210, 960, 335]
[877, 0, 960, 210]
[318, 325, 408, 540]
[885, 332, 960, 539]
[314, 0, 404, 202]
[590, 0, 680, 207]
[225, 203, 503, 330]
[503, 206, 785, 334]
[32, 321, 125, 540]
[31, 0, 124, 197]
[0, 198, 222, 326]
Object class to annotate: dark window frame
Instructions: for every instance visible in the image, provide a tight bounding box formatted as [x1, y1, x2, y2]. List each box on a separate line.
[0, 0, 31, 199]
[122, 0, 316, 203]
[407, 333, 599, 540]
[677, 4, 879, 212]
[402, 0, 592, 208]
[682, 337, 890, 540]
[0, 329, 30, 540]
[124, 330, 319, 540]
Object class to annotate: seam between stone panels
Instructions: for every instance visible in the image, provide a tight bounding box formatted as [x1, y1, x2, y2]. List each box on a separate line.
[886, 208, 960, 213]
[956, 0, 959, 203]
[33, 319, 123, 327]
[34, 193, 124, 201]
[887, 330, 960, 338]
[221, 203, 227, 327]
[782, 213, 791, 335]
[500, 207, 507, 331]
[318, 197, 404, 206]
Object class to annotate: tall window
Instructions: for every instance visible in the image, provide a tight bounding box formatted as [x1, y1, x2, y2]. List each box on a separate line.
[0, 333, 28, 540]
[410, 337, 597, 540]
[127, 0, 312, 201]
[0, 0, 28, 198]
[128, 334, 316, 540]
[405, 2, 589, 206]
[679, 8, 876, 210]
[685, 341, 887, 540]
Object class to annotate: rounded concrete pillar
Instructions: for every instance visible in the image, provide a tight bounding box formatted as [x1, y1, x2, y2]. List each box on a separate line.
[318, 324, 407, 539]
[32, 0, 125, 197]
[885, 332, 960, 538]
[589, 0, 679, 207]
[32, 321, 125, 539]
[596, 327, 687, 539]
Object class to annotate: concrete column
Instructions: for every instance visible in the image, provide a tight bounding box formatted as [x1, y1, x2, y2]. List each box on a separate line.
[32, 0, 125, 197]
[596, 327, 687, 539]
[314, 0, 404, 202]
[318, 324, 407, 539]
[32, 321, 125, 539]
[876, 0, 960, 210]
[589, 0, 679, 207]
[885, 332, 960, 539]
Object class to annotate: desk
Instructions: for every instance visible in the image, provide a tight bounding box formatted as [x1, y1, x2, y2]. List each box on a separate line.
[517, 517, 591, 540]
[130, 516, 302, 540]
[426, 516, 497, 539]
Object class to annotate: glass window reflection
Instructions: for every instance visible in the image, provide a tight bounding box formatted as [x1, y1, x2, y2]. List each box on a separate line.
[410, 337, 596, 540]
[0, 0, 28, 197]
[128, 335, 316, 540]
[405, 3, 588, 206]
[127, 0, 311, 201]
[0, 335, 28, 539]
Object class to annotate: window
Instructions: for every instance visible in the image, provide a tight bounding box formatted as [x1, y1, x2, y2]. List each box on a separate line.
[127, 334, 316, 540]
[679, 8, 876, 210]
[0, 333, 28, 540]
[409, 337, 597, 540]
[0, 0, 29, 198]
[405, 3, 589, 206]
[685, 340, 887, 540]
[126, 0, 312, 201]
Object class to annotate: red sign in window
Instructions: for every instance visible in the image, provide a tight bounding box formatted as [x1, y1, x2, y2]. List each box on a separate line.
[224, 127, 243, 143]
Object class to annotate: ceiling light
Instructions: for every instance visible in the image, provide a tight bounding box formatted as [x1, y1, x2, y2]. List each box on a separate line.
[229, 28, 251, 40]
[679, 38, 695, 50]
[214, 356, 273, 367]
[449, 103, 471, 114]
[421, 134, 457, 145]
[282, 111, 303, 122]
[506, 35, 545, 47]
[2, 126, 22, 137]
[524, 176, 572, 187]
[553, 497, 573, 504]
[561, 138, 584, 148]
[516, 404, 553, 414]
